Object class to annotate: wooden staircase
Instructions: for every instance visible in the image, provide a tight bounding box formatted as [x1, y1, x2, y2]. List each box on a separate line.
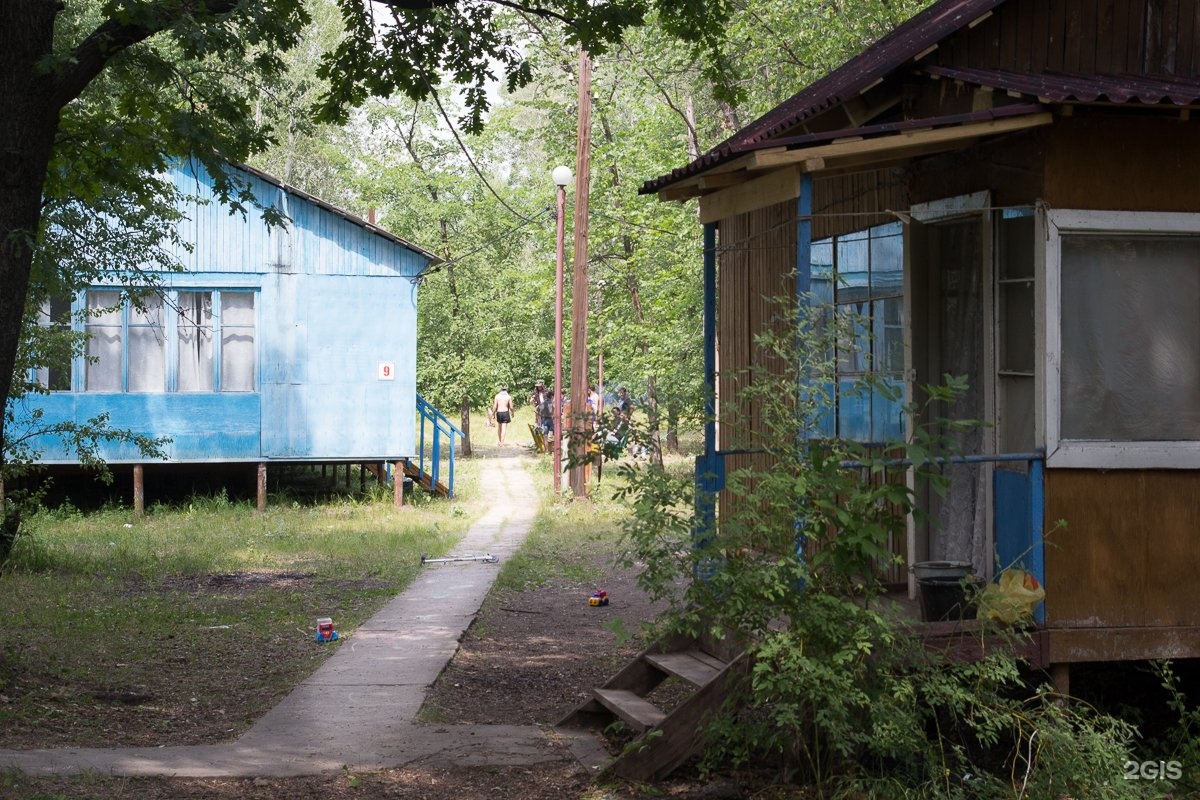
[402, 459, 449, 497]
[555, 629, 747, 782]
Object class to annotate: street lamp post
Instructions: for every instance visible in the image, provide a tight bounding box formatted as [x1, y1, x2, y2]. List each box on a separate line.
[551, 165, 572, 494]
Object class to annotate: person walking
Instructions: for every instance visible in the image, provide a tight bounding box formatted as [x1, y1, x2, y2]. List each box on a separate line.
[492, 385, 514, 446]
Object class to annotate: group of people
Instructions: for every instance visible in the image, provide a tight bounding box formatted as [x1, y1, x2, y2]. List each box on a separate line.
[488, 380, 633, 451]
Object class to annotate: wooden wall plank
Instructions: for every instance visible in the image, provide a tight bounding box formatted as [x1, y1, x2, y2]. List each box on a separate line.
[1063, 0, 1084, 71]
[1163, 0, 1182, 73]
[1047, 0, 1067, 70]
[1046, 470, 1200, 630]
[1129, 0, 1147, 70]
[1181, 0, 1199, 72]
[1007, 0, 1027, 70]
[1032, 0, 1052, 71]
[1096, 0, 1118, 72]
[1079, 0, 1099, 73]
[1110, 0, 1132, 71]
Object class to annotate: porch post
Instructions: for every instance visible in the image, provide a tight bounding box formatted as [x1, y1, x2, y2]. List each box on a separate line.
[1030, 457, 1046, 624]
[132, 465, 144, 518]
[256, 462, 267, 513]
[393, 461, 406, 509]
[794, 176, 813, 565]
[693, 222, 720, 578]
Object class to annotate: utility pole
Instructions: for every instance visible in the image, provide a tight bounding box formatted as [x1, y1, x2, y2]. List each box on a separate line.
[569, 49, 593, 499]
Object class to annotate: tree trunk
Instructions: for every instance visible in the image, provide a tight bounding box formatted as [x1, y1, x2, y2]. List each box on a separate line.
[666, 401, 680, 453]
[459, 396, 473, 457]
[645, 375, 663, 467]
[0, 2, 63, 461]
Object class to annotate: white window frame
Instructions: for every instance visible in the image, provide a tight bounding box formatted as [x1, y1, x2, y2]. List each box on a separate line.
[1045, 209, 1200, 468]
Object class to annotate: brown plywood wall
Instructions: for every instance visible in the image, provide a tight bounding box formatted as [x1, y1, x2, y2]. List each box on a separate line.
[940, 0, 1200, 77]
[1045, 469, 1200, 628]
[1044, 116, 1200, 210]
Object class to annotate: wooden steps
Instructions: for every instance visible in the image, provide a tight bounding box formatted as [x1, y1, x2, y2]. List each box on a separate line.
[555, 629, 747, 782]
[403, 459, 449, 497]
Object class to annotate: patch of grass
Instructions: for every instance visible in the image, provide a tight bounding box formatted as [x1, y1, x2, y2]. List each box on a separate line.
[0, 462, 488, 750]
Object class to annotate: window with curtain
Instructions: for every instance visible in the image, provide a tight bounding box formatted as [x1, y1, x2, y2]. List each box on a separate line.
[85, 290, 122, 392]
[128, 294, 166, 392]
[219, 292, 256, 392]
[177, 292, 213, 392]
[810, 221, 905, 442]
[78, 288, 257, 394]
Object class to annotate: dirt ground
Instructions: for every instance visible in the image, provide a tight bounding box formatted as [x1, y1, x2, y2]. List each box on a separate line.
[1, 518, 752, 799]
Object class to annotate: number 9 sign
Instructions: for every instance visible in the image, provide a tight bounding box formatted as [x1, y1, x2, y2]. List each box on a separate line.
[378, 362, 395, 381]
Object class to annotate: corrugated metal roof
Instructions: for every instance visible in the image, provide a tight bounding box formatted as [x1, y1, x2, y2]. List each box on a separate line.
[925, 65, 1200, 105]
[641, 0, 1005, 194]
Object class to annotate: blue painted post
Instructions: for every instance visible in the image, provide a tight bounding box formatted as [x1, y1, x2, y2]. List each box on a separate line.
[431, 424, 441, 489]
[794, 176, 813, 566]
[693, 222, 719, 580]
[447, 434, 456, 497]
[1030, 457, 1046, 624]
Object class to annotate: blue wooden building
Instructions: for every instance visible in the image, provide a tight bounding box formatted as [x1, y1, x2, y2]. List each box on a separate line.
[16, 159, 456, 503]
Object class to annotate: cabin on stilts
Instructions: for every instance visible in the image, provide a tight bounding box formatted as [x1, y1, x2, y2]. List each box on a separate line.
[639, 0, 1200, 688]
[551, 0, 1200, 782]
[12, 158, 462, 508]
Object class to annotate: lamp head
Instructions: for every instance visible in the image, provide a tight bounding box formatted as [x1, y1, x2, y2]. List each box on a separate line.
[552, 166, 572, 188]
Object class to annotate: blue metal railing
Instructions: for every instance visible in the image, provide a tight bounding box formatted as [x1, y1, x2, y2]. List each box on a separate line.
[415, 394, 465, 497]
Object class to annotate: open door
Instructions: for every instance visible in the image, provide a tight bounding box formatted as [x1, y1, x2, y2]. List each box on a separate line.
[905, 193, 995, 587]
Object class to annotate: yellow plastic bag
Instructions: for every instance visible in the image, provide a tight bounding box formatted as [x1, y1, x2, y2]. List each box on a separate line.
[979, 568, 1045, 624]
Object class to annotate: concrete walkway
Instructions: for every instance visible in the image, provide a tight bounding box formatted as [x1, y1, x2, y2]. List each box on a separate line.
[0, 454, 560, 778]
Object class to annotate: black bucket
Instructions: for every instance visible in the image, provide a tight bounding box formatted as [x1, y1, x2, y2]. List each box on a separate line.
[918, 576, 980, 622]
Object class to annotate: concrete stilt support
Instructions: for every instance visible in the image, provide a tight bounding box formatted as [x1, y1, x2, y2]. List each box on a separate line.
[132, 465, 145, 517]
[257, 463, 267, 513]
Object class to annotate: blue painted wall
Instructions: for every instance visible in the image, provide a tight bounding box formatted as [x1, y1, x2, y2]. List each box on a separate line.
[20, 160, 434, 464]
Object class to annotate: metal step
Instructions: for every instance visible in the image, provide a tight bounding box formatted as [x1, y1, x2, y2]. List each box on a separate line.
[593, 688, 667, 732]
[644, 649, 725, 688]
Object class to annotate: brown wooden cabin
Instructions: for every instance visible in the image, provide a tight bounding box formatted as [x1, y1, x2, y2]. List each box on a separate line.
[642, 0, 1200, 687]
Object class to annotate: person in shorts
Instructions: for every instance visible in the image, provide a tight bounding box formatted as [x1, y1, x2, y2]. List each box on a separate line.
[491, 386, 514, 445]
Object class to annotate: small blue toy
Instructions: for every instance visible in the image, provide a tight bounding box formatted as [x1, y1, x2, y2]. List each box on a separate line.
[588, 589, 609, 607]
[315, 617, 339, 643]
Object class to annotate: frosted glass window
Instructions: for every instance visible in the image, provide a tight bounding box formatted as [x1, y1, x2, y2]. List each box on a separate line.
[128, 294, 165, 392]
[220, 292, 255, 391]
[177, 292, 213, 391]
[85, 291, 122, 391]
[1061, 236, 1200, 441]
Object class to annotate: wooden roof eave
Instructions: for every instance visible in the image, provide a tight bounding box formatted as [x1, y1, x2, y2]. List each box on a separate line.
[669, 111, 1052, 223]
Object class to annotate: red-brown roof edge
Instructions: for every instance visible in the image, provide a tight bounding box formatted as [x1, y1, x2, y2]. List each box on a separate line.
[640, 0, 1006, 196]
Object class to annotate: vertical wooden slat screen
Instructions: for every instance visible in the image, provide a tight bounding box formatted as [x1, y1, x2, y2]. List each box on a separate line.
[940, 0, 1200, 78]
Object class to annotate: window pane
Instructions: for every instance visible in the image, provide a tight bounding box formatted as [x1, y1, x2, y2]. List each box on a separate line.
[37, 296, 73, 391]
[810, 239, 834, 305]
[872, 297, 904, 372]
[1001, 281, 1035, 373]
[85, 290, 122, 391]
[1061, 236, 1200, 441]
[869, 222, 904, 297]
[220, 292, 255, 391]
[871, 379, 905, 441]
[836, 231, 870, 305]
[128, 294, 165, 392]
[837, 379, 871, 441]
[177, 292, 213, 392]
